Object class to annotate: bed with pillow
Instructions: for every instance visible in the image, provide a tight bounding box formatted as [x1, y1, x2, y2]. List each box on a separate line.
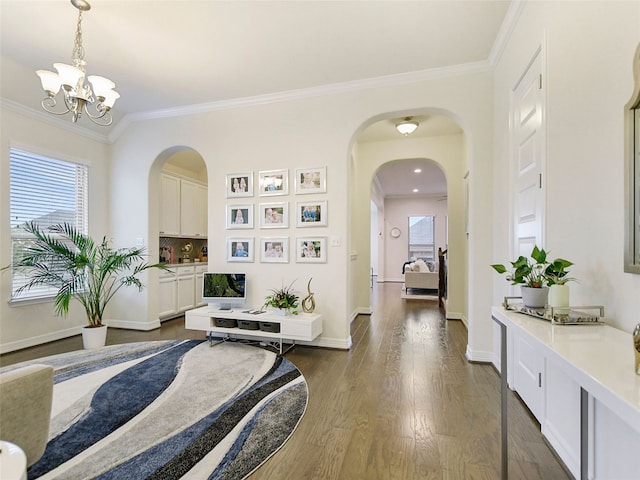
[403, 259, 438, 291]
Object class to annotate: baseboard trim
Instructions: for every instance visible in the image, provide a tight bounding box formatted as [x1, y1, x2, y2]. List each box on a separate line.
[106, 318, 161, 331]
[446, 311, 462, 320]
[465, 344, 494, 363]
[0, 326, 82, 354]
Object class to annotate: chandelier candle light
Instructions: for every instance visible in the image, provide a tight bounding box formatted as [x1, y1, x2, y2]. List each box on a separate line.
[36, 0, 119, 126]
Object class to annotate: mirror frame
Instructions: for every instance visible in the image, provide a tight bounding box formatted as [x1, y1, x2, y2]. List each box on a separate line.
[624, 43, 640, 273]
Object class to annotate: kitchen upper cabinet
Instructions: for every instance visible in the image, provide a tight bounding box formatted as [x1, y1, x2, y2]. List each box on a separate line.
[160, 173, 207, 237]
[160, 174, 180, 235]
[180, 179, 207, 237]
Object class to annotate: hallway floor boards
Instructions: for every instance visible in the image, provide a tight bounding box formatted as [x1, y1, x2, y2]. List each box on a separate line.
[1, 282, 571, 479]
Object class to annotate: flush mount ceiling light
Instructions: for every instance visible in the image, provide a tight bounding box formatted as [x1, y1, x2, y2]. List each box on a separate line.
[396, 117, 419, 136]
[36, 0, 119, 126]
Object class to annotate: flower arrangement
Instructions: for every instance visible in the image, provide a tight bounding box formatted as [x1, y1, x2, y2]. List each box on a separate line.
[263, 281, 299, 315]
[491, 246, 573, 287]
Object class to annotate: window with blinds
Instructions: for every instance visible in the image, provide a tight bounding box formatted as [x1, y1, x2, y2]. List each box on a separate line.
[408, 215, 435, 262]
[9, 148, 88, 301]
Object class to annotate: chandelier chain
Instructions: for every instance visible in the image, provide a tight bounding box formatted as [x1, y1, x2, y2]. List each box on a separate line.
[72, 11, 86, 71]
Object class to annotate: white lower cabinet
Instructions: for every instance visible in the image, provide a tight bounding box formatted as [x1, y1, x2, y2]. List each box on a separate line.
[496, 307, 640, 480]
[159, 264, 206, 319]
[513, 333, 545, 423]
[158, 268, 178, 317]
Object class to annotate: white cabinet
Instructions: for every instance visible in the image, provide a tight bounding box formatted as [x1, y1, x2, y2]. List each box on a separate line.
[160, 174, 180, 235]
[159, 265, 207, 318]
[180, 179, 207, 237]
[177, 266, 196, 312]
[493, 307, 640, 480]
[195, 264, 207, 307]
[513, 333, 545, 423]
[160, 173, 207, 237]
[158, 268, 178, 317]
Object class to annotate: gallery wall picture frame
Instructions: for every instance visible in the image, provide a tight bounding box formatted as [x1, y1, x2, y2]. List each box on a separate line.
[295, 166, 326, 194]
[226, 204, 254, 229]
[259, 202, 289, 229]
[259, 169, 289, 196]
[227, 237, 254, 262]
[295, 200, 327, 227]
[296, 237, 327, 263]
[226, 172, 254, 198]
[260, 237, 289, 263]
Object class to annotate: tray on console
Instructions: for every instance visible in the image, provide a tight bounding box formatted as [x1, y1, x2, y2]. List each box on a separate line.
[503, 297, 605, 325]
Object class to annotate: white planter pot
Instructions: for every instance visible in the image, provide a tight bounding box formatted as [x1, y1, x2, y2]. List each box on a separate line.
[521, 286, 549, 308]
[548, 284, 570, 313]
[82, 325, 108, 349]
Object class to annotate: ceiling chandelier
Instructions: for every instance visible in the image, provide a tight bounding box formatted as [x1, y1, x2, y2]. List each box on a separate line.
[36, 0, 119, 126]
[396, 117, 419, 136]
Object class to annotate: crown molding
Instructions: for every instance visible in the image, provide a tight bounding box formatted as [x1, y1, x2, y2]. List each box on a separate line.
[1, 98, 110, 144]
[110, 60, 493, 142]
[488, 0, 526, 67]
[6, 57, 497, 144]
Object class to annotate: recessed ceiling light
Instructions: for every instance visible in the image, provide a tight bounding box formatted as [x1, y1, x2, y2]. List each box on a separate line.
[414, 168, 422, 173]
[412, 188, 419, 193]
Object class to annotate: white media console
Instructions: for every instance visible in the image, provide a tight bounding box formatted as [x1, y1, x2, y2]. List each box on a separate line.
[185, 306, 323, 354]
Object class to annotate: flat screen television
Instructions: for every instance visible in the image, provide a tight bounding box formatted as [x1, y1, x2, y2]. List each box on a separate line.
[202, 273, 247, 310]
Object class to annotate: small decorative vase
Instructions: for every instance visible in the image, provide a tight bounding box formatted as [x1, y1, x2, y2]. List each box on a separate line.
[633, 323, 640, 375]
[520, 286, 549, 309]
[82, 325, 108, 349]
[548, 284, 570, 314]
[273, 308, 289, 317]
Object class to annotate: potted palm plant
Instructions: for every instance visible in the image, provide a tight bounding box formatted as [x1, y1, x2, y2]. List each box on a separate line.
[4, 222, 168, 348]
[263, 281, 299, 315]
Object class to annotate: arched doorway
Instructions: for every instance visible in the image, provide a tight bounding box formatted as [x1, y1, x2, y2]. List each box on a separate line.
[349, 112, 467, 322]
[147, 146, 208, 324]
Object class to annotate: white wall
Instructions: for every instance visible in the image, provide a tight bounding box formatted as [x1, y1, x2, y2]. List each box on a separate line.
[0, 110, 110, 351]
[492, 1, 640, 336]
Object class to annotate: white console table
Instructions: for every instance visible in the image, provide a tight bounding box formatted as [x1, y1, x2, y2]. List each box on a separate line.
[492, 307, 640, 480]
[185, 306, 322, 354]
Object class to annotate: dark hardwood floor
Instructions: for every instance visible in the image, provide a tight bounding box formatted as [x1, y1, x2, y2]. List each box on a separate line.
[0, 282, 571, 479]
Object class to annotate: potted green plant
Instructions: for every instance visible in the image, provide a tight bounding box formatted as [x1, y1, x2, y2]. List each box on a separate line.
[545, 258, 575, 311]
[491, 245, 550, 308]
[263, 281, 299, 315]
[4, 222, 168, 348]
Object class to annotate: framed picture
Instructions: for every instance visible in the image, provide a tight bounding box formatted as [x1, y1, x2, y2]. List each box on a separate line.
[259, 202, 289, 228]
[259, 169, 288, 196]
[295, 167, 326, 194]
[227, 237, 254, 262]
[226, 172, 253, 198]
[296, 237, 327, 263]
[295, 200, 327, 227]
[226, 204, 253, 229]
[260, 237, 289, 263]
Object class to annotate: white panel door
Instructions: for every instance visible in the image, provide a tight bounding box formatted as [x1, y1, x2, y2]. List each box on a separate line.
[512, 49, 545, 256]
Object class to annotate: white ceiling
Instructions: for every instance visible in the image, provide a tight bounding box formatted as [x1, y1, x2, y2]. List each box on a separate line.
[0, 0, 511, 196]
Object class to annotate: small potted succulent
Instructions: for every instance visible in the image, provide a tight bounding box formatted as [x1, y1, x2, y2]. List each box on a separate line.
[263, 281, 299, 315]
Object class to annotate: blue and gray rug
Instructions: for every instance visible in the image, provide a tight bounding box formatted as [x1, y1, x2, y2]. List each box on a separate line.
[4, 340, 307, 479]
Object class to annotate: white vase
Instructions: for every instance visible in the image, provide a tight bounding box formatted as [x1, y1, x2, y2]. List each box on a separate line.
[520, 286, 549, 308]
[548, 284, 570, 313]
[82, 325, 108, 349]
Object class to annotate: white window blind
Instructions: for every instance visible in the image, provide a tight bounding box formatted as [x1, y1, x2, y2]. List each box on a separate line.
[9, 148, 88, 301]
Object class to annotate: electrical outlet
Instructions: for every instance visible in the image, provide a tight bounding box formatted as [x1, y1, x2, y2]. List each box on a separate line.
[136, 237, 144, 247]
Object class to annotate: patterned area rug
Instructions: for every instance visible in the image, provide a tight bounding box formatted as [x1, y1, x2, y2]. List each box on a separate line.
[3, 340, 307, 479]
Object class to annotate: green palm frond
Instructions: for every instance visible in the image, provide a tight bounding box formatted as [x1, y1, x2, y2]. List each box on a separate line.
[4, 222, 168, 327]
